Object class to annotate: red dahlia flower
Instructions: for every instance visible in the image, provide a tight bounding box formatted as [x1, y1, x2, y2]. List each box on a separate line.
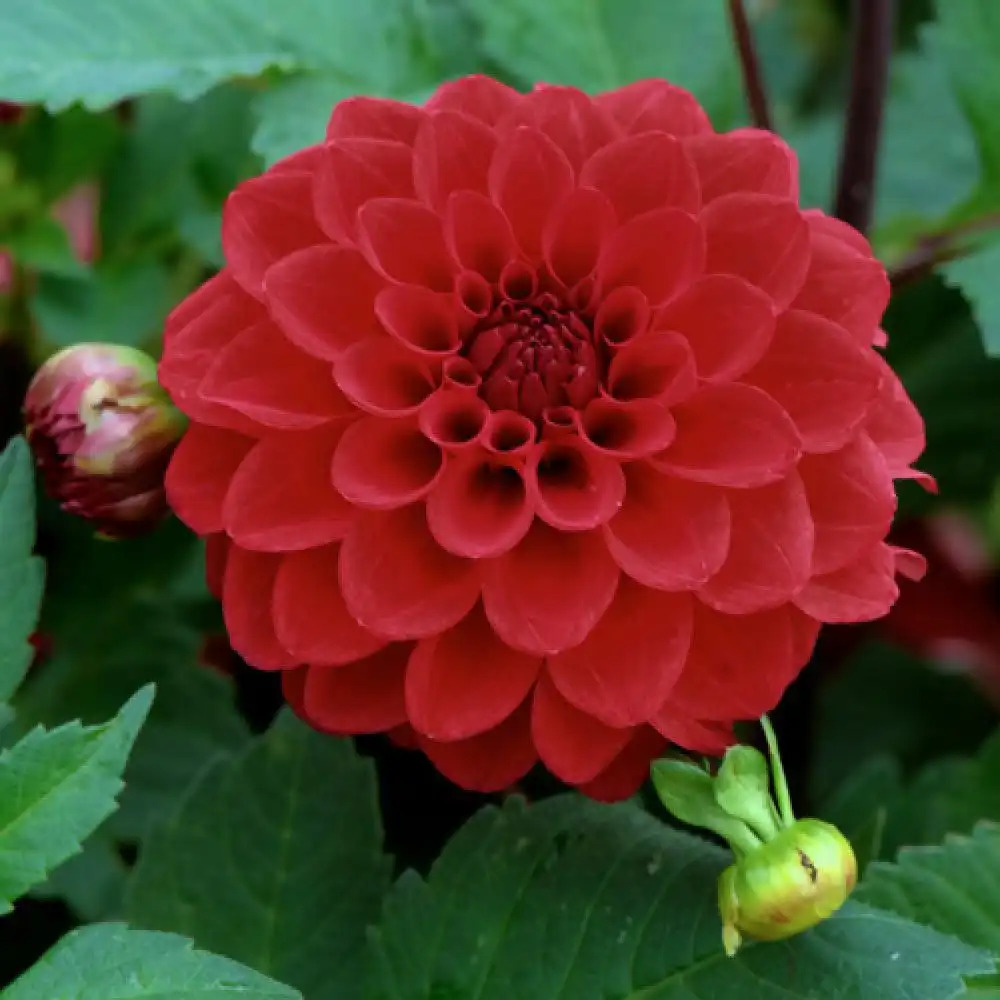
[160, 76, 929, 800]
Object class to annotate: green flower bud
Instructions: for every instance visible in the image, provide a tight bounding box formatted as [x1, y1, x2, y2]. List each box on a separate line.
[24, 343, 184, 538]
[718, 819, 857, 956]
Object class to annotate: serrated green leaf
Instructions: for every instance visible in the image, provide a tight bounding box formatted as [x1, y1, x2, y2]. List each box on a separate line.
[0, 437, 44, 703]
[859, 823, 1000, 958]
[0, 0, 295, 110]
[943, 240, 1000, 356]
[368, 796, 990, 1000]
[0, 922, 300, 999]
[128, 711, 390, 1000]
[32, 832, 129, 921]
[0, 686, 153, 911]
[465, 0, 741, 126]
[932, 0, 1000, 184]
[0, 0, 432, 113]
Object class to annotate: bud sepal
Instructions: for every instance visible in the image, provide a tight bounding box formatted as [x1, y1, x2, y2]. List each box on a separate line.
[651, 717, 857, 957]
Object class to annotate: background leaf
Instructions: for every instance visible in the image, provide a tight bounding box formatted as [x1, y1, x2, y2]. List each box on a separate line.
[0, 438, 44, 704]
[368, 796, 990, 1000]
[942, 240, 1000, 356]
[0, 923, 300, 999]
[0, 686, 152, 912]
[128, 712, 390, 1000]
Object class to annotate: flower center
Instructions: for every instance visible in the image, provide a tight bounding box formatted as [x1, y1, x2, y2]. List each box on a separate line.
[463, 292, 600, 423]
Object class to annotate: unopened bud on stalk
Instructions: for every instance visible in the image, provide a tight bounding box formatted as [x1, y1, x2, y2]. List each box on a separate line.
[651, 717, 857, 956]
[24, 343, 184, 538]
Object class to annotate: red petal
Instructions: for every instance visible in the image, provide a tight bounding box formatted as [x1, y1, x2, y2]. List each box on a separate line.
[531, 671, 631, 784]
[223, 429, 354, 551]
[893, 546, 927, 581]
[327, 97, 424, 144]
[334, 336, 437, 416]
[419, 391, 490, 450]
[595, 80, 711, 136]
[651, 712, 734, 755]
[375, 284, 460, 356]
[792, 231, 889, 346]
[481, 522, 620, 655]
[273, 544, 386, 664]
[160, 273, 266, 433]
[605, 466, 730, 590]
[599, 207, 704, 306]
[313, 139, 415, 243]
[165, 425, 254, 534]
[222, 547, 298, 669]
[803, 209, 873, 256]
[282, 666, 308, 718]
[655, 383, 801, 487]
[684, 129, 798, 202]
[747, 309, 880, 454]
[508, 86, 618, 172]
[547, 581, 693, 728]
[481, 411, 536, 456]
[594, 286, 651, 349]
[698, 474, 814, 613]
[542, 187, 616, 288]
[425, 75, 522, 124]
[221, 170, 325, 298]
[669, 601, 819, 721]
[800, 435, 896, 575]
[332, 416, 444, 509]
[426, 452, 533, 558]
[419, 700, 537, 792]
[702, 193, 810, 309]
[265, 245, 385, 361]
[200, 319, 351, 429]
[339, 506, 480, 639]
[577, 727, 667, 801]
[606, 331, 696, 405]
[528, 438, 626, 530]
[357, 198, 456, 291]
[414, 111, 496, 208]
[864, 353, 928, 477]
[445, 191, 518, 283]
[578, 398, 677, 459]
[488, 126, 574, 259]
[303, 646, 409, 732]
[406, 605, 541, 740]
[658, 273, 775, 381]
[581, 132, 700, 219]
[205, 533, 230, 599]
[795, 542, 900, 623]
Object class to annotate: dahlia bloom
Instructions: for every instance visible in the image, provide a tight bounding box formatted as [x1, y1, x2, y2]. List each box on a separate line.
[161, 76, 928, 800]
[25, 343, 185, 537]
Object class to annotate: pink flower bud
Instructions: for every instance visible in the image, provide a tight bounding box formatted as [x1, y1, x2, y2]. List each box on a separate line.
[24, 343, 185, 538]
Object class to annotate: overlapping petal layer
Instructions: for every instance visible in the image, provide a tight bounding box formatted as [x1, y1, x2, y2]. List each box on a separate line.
[161, 75, 927, 800]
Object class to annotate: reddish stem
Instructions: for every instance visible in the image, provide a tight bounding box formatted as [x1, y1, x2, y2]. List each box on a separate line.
[727, 0, 774, 132]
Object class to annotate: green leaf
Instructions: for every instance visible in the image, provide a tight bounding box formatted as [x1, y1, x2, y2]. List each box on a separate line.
[943, 239, 1000, 356]
[0, 923, 300, 999]
[0, 0, 295, 110]
[932, 0, 1000, 185]
[32, 832, 129, 921]
[0, 686, 153, 911]
[858, 823, 1000, 955]
[465, 0, 742, 126]
[0, 437, 44, 703]
[791, 41, 978, 229]
[368, 796, 990, 1000]
[3, 217, 89, 278]
[30, 259, 178, 349]
[128, 711, 390, 1000]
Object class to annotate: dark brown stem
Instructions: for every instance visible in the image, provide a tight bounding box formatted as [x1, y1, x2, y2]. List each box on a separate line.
[888, 210, 1000, 289]
[833, 0, 895, 233]
[727, 0, 774, 132]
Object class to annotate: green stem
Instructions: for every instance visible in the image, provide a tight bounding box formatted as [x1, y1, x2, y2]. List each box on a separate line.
[761, 716, 795, 828]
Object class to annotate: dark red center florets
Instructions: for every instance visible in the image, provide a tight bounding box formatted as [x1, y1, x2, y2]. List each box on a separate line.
[464, 292, 600, 423]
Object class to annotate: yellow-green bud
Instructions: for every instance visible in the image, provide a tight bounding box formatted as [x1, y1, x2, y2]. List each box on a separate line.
[718, 818, 857, 956]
